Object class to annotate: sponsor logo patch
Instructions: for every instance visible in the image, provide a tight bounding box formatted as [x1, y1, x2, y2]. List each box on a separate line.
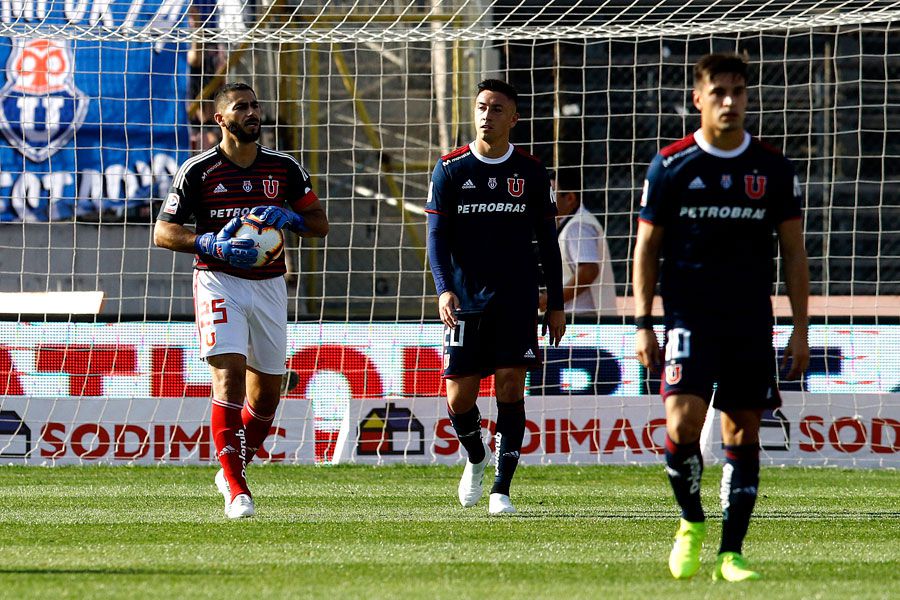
[163, 192, 180, 214]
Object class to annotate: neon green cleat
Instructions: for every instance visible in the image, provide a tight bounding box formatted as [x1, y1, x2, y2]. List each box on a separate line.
[713, 552, 761, 582]
[668, 518, 706, 579]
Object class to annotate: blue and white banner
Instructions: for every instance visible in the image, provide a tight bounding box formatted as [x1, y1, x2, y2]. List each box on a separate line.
[0, 0, 191, 221]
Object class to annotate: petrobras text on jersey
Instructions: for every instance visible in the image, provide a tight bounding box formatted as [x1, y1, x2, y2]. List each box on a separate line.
[458, 202, 526, 214]
[209, 206, 254, 219]
[678, 205, 767, 220]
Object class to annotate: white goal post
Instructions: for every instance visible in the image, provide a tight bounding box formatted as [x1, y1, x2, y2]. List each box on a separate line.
[0, 1, 897, 466]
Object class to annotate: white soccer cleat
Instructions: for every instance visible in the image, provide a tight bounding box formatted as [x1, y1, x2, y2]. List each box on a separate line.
[225, 493, 255, 519]
[488, 493, 517, 515]
[457, 448, 490, 507]
[214, 468, 231, 509]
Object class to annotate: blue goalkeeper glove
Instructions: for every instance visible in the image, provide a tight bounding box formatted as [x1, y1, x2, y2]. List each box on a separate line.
[194, 217, 258, 269]
[249, 205, 308, 233]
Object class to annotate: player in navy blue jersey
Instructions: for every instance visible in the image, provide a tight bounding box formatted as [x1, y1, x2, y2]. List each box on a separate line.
[426, 79, 566, 514]
[154, 82, 328, 518]
[632, 53, 810, 581]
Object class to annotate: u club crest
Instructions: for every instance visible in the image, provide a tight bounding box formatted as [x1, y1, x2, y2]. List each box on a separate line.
[263, 176, 279, 199]
[744, 174, 767, 199]
[507, 177, 525, 197]
[0, 39, 88, 162]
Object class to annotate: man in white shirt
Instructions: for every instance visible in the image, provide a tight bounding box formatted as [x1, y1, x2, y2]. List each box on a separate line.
[541, 167, 617, 316]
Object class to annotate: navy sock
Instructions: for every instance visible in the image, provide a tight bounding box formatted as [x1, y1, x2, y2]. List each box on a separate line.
[448, 405, 485, 464]
[490, 399, 526, 496]
[719, 444, 760, 554]
[664, 435, 705, 523]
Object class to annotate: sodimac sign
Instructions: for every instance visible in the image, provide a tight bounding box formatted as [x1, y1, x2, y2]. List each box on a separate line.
[0, 323, 898, 465]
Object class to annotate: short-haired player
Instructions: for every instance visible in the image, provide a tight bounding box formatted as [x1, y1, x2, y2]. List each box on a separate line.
[154, 82, 329, 518]
[633, 53, 810, 580]
[426, 79, 566, 514]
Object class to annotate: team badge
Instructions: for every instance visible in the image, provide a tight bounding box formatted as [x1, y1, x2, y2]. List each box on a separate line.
[720, 174, 732, 189]
[443, 351, 450, 370]
[507, 177, 525, 197]
[744, 174, 767, 199]
[243, 180, 252, 192]
[0, 38, 88, 162]
[263, 176, 279, 199]
[488, 177, 497, 189]
[665, 363, 683, 385]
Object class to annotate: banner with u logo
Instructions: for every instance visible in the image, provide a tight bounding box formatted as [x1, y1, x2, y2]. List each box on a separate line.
[0, 0, 190, 222]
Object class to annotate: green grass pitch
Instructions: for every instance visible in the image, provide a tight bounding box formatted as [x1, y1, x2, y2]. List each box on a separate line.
[0, 464, 897, 599]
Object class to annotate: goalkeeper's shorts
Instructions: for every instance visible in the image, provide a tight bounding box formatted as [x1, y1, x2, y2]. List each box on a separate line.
[659, 320, 782, 411]
[193, 269, 288, 375]
[441, 305, 541, 379]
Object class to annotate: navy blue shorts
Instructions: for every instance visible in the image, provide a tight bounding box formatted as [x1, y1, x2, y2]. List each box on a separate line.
[442, 306, 541, 378]
[660, 319, 782, 411]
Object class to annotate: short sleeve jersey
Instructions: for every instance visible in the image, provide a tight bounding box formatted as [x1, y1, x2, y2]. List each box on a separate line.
[156, 144, 318, 280]
[425, 143, 556, 311]
[639, 131, 802, 325]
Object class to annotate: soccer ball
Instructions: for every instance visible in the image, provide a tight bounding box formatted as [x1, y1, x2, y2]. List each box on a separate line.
[235, 213, 285, 267]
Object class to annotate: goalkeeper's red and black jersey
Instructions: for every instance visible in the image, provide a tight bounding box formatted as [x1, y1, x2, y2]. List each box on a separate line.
[156, 144, 318, 280]
[425, 143, 557, 312]
[639, 130, 803, 325]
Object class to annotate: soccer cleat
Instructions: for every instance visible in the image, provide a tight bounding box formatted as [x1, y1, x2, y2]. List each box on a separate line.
[668, 518, 706, 579]
[457, 447, 490, 507]
[488, 493, 517, 515]
[214, 468, 231, 509]
[712, 552, 761, 582]
[225, 493, 255, 519]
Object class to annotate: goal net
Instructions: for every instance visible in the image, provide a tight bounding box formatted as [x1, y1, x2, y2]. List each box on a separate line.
[0, 0, 897, 466]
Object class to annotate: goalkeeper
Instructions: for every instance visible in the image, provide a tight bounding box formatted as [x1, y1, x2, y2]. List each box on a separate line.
[426, 79, 566, 515]
[154, 82, 328, 518]
[633, 53, 810, 582]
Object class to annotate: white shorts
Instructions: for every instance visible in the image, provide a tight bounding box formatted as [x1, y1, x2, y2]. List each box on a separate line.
[193, 270, 288, 375]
